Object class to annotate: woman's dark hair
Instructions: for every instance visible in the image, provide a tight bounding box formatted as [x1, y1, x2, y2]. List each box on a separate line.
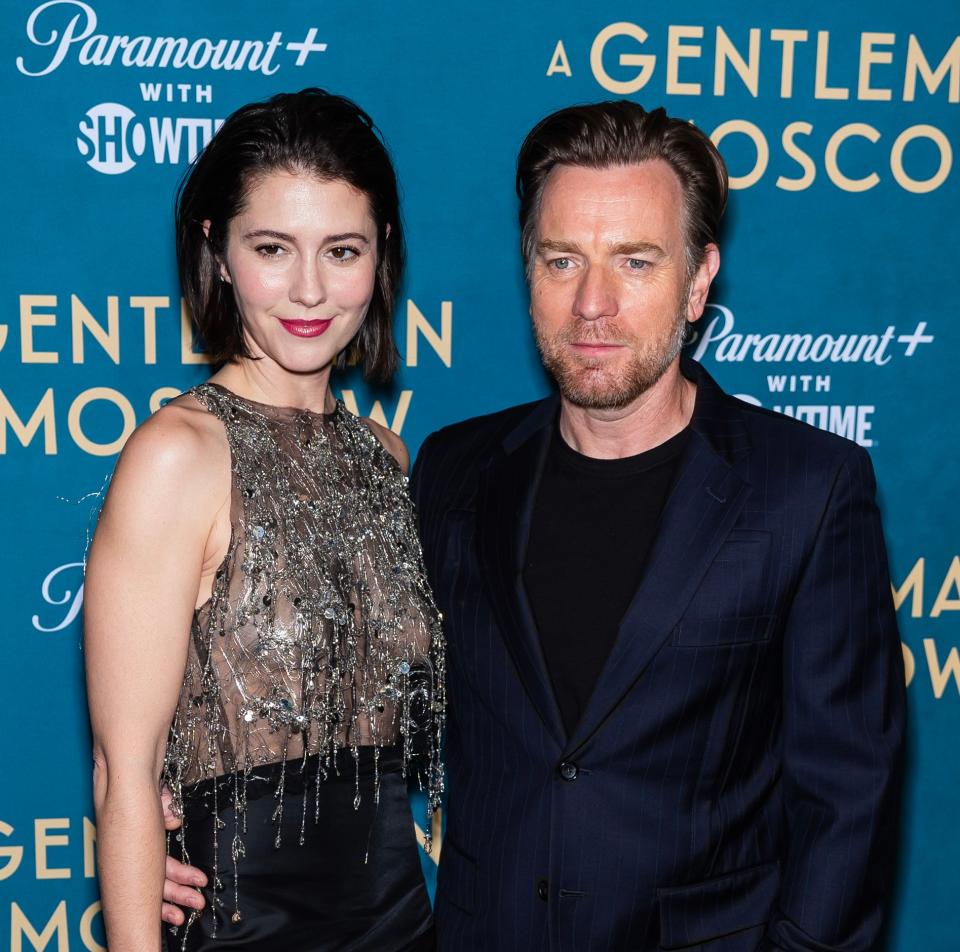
[176, 88, 402, 382]
[516, 101, 728, 278]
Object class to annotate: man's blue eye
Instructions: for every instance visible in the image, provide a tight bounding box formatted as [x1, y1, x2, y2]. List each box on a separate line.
[628, 259, 647, 270]
[552, 258, 570, 270]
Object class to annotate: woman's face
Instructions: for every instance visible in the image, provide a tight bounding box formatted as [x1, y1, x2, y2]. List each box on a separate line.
[216, 169, 379, 379]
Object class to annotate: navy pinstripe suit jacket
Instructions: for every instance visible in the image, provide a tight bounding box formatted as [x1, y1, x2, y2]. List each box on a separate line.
[411, 359, 904, 952]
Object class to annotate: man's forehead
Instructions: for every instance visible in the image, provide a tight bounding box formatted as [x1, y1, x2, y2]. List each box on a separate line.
[542, 160, 684, 204]
[537, 160, 685, 243]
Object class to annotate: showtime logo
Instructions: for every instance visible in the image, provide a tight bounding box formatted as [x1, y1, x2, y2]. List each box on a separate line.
[76, 101, 223, 174]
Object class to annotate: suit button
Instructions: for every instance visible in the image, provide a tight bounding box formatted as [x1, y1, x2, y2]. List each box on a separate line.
[559, 761, 578, 781]
[537, 879, 549, 901]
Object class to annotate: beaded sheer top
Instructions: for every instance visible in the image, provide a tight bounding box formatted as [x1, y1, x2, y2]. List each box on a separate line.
[162, 382, 445, 842]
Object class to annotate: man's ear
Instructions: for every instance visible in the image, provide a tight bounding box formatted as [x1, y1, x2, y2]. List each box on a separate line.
[686, 244, 720, 324]
[202, 219, 231, 284]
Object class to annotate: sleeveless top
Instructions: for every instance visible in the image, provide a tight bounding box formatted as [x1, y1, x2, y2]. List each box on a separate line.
[162, 383, 445, 904]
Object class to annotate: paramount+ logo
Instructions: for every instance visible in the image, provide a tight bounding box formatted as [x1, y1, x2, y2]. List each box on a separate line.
[75, 98, 223, 175]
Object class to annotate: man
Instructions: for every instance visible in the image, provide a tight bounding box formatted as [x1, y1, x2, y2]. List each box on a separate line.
[163, 102, 905, 950]
[410, 102, 904, 951]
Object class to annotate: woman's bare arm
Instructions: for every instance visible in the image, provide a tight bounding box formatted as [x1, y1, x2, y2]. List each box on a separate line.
[84, 402, 228, 952]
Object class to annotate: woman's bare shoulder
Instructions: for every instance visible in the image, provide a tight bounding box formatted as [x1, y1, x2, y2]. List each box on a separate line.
[361, 416, 410, 474]
[107, 392, 229, 517]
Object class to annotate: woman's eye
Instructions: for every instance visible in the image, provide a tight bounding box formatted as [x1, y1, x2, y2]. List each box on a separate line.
[329, 246, 359, 261]
[256, 244, 284, 257]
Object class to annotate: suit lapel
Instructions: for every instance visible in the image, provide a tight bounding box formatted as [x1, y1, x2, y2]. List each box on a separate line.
[567, 361, 753, 753]
[477, 397, 566, 747]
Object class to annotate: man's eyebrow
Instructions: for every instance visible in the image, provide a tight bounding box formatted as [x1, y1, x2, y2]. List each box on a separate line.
[609, 240, 666, 257]
[536, 238, 583, 255]
[536, 238, 667, 257]
[241, 229, 371, 244]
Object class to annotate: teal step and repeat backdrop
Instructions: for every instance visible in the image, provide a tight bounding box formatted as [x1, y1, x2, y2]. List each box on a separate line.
[1, 1, 957, 948]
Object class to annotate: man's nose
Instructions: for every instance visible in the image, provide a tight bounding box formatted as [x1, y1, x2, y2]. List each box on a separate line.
[572, 265, 618, 321]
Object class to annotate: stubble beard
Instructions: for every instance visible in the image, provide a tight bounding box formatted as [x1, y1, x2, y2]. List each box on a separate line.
[534, 294, 690, 412]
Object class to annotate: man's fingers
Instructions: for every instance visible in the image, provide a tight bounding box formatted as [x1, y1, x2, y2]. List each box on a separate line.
[160, 785, 182, 831]
[161, 902, 185, 926]
[163, 879, 206, 910]
[165, 854, 207, 888]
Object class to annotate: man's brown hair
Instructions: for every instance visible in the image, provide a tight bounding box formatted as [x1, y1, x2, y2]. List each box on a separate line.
[516, 101, 728, 277]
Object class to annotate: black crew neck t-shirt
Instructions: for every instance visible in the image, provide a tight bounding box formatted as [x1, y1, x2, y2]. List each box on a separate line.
[523, 422, 690, 738]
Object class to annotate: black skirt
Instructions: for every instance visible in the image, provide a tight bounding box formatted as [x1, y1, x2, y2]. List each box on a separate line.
[164, 747, 434, 951]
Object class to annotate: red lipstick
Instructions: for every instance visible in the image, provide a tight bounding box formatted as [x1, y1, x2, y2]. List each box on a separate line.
[278, 319, 333, 338]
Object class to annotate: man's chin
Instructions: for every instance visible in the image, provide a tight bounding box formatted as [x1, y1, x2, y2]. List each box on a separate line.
[553, 360, 678, 411]
[557, 378, 642, 411]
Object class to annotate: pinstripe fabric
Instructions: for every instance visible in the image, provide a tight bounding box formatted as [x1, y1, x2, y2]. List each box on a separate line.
[411, 360, 904, 952]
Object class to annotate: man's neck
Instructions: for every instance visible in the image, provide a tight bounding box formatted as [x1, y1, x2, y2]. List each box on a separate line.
[558, 362, 696, 460]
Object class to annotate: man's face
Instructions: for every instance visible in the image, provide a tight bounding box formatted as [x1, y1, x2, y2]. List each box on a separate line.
[530, 160, 714, 411]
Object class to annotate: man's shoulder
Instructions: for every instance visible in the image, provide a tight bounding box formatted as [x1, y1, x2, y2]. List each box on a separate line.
[690, 359, 868, 470]
[421, 398, 547, 460]
[712, 389, 875, 504]
[733, 393, 869, 463]
[410, 398, 549, 513]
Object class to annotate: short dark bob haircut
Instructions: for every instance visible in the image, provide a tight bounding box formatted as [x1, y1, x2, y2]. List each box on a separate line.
[176, 88, 402, 382]
[516, 101, 728, 278]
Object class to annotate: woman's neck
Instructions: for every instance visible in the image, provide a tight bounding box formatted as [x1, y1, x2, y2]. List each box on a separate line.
[210, 359, 335, 414]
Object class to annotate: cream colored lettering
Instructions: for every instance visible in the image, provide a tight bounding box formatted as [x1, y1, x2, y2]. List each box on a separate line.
[666, 25, 703, 95]
[590, 22, 655, 95]
[35, 818, 71, 879]
[71, 294, 120, 364]
[0, 820, 24, 879]
[931, 556, 960, 617]
[777, 122, 816, 190]
[80, 902, 106, 952]
[10, 901, 68, 952]
[902, 642, 915, 687]
[924, 637, 960, 698]
[714, 26, 760, 96]
[130, 295, 170, 364]
[150, 386, 182, 414]
[770, 29, 808, 98]
[67, 387, 136, 456]
[892, 558, 925, 617]
[858, 32, 895, 101]
[825, 123, 881, 191]
[890, 125, 953, 194]
[406, 300, 453, 367]
[20, 295, 59, 364]
[815, 31, 850, 99]
[710, 119, 768, 189]
[546, 40, 572, 77]
[83, 817, 97, 879]
[903, 34, 960, 102]
[340, 390, 413, 435]
[0, 388, 57, 454]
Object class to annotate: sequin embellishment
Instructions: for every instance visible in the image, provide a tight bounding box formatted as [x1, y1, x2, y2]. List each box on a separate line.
[162, 384, 445, 942]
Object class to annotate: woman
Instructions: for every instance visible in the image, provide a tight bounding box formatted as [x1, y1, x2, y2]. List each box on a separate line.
[84, 89, 445, 952]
